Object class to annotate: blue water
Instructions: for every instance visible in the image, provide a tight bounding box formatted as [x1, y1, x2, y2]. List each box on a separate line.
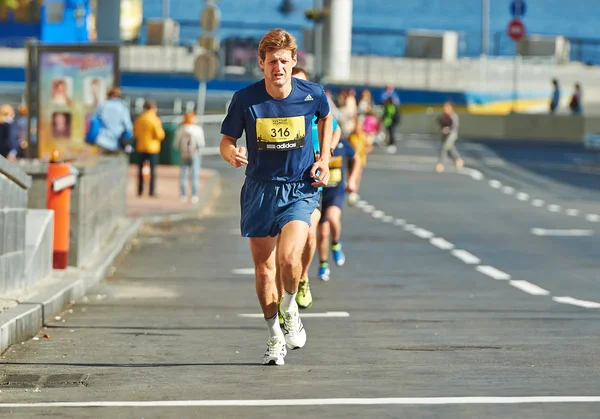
[143, 0, 600, 62]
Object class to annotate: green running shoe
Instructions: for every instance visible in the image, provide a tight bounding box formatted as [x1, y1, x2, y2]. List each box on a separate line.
[296, 279, 313, 309]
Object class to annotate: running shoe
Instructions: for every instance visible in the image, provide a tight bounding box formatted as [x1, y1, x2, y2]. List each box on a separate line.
[332, 242, 346, 266]
[262, 336, 287, 365]
[318, 262, 330, 281]
[281, 308, 307, 349]
[296, 279, 313, 309]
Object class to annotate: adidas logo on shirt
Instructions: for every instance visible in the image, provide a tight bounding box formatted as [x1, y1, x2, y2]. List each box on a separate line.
[304, 94, 313, 101]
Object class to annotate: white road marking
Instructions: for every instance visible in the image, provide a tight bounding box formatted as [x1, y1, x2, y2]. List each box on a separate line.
[356, 200, 368, 208]
[372, 210, 385, 219]
[394, 219, 406, 226]
[509, 280, 550, 296]
[382, 215, 394, 223]
[531, 228, 593, 237]
[430, 237, 454, 250]
[363, 205, 375, 213]
[4, 396, 600, 408]
[566, 209, 580, 216]
[413, 228, 435, 239]
[460, 168, 484, 180]
[404, 224, 417, 232]
[531, 199, 545, 207]
[231, 268, 255, 275]
[502, 186, 515, 195]
[451, 250, 481, 265]
[476, 265, 511, 280]
[516, 192, 530, 201]
[552, 297, 600, 309]
[547, 204, 561, 212]
[586, 214, 600, 222]
[239, 312, 350, 318]
[489, 180, 502, 189]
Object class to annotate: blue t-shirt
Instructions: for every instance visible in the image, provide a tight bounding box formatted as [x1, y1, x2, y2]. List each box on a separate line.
[311, 115, 339, 155]
[325, 139, 355, 193]
[221, 78, 330, 182]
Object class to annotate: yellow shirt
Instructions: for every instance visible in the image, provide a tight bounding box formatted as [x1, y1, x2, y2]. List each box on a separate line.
[348, 132, 367, 166]
[134, 110, 165, 154]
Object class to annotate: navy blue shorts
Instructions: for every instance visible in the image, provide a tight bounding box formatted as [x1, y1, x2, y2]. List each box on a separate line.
[319, 187, 345, 224]
[240, 177, 320, 237]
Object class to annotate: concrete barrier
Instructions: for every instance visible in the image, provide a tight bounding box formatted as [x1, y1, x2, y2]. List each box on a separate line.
[0, 156, 31, 295]
[20, 155, 129, 268]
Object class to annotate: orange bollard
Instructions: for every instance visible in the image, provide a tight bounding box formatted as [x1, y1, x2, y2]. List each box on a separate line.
[46, 150, 73, 269]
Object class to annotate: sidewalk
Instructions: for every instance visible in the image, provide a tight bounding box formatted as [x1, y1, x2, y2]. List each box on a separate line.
[126, 164, 218, 219]
[0, 163, 220, 356]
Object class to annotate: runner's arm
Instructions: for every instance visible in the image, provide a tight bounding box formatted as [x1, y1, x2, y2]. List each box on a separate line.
[346, 152, 362, 192]
[331, 125, 342, 149]
[316, 111, 333, 162]
[220, 134, 247, 167]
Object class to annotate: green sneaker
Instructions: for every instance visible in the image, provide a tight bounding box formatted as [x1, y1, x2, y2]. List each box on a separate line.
[296, 279, 313, 309]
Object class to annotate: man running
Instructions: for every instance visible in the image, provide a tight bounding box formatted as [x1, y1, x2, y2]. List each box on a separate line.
[317, 138, 362, 281]
[220, 29, 333, 366]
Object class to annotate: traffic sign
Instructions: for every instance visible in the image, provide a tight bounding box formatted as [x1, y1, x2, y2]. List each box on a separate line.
[510, 0, 527, 17]
[194, 51, 219, 81]
[200, 4, 221, 33]
[507, 18, 526, 42]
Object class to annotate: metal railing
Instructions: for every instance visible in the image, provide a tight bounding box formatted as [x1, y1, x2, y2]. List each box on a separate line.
[0, 156, 31, 295]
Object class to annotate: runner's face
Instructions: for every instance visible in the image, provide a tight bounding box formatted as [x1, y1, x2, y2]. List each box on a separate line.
[260, 49, 296, 88]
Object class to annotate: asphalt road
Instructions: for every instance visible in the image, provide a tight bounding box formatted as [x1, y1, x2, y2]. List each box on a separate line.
[1, 140, 600, 418]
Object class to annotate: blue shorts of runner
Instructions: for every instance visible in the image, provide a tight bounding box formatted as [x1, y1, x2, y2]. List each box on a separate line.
[240, 177, 320, 237]
[319, 186, 345, 224]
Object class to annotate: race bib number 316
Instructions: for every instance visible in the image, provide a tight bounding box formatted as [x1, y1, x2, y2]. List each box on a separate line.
[256, 116, 306, 151]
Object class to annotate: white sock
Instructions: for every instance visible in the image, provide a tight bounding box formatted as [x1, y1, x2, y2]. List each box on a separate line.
[266, 313, 283, 339]
[281, 289, 298, 312]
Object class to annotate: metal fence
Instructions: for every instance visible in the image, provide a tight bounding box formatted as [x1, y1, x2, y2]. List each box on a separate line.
[0, 156, 31, 296]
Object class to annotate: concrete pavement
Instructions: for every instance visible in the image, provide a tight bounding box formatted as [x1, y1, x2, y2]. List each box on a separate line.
[1, 147, 600, 417]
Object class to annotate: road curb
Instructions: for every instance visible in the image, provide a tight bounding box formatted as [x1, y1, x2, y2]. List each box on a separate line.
[0, 170, 221, 356]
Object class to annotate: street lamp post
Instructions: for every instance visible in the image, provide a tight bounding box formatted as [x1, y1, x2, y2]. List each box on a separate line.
[481, 0, 490, 55]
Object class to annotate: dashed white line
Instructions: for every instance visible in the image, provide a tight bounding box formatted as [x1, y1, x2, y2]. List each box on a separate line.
[430, 237, 454, 250]
[531, 199, 545, 207]
[363, 205, 375, 213]
[531, 228, 593, 237]
[413, 228, 434, 239]
[476, 265, 511, 280]
[356, 200, 368, 208]
[231, 268, 255, 275]
[372, 210, 385, 219]
[382, 215, 394, 223]
[552, 297, 600, 309]
[586, 214, 600, 222]
[547, 204, 561, 212]
[566, 209, 580, 216]
[502, 186, 515, 195]
[489, 180, 502, 189]
[404, 224, 417, 232]
[461, 168, 484, 180]
[516, 192, 530, 201]
[509, 280, 550, 296]
[394, 219, 406, 226]
[450, 250, 481, 265]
